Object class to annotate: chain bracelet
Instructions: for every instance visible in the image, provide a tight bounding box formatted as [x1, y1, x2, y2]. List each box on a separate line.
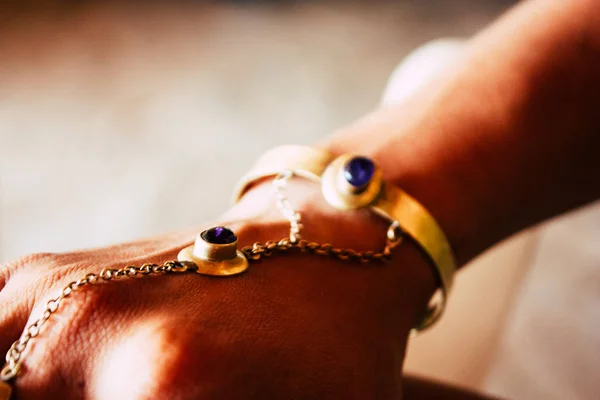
[0, 261, 197, 381]
[1, 170, 403, 386]
[245, 170, 404, 262]
[273, 170, 303, 243]
[241, 237, 400, 263]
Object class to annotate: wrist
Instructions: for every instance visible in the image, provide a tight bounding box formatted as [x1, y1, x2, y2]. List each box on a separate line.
[319, 0, 600, 267]
[319, 128, 479, 267]
[223, 174, 438, 337]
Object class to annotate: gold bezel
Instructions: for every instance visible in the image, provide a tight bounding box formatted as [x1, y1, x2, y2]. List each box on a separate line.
[321, 154, 383, 210]
[195, 230, 238, 261]
[178, 245, 249, 277]
[177, 230, 249, 277]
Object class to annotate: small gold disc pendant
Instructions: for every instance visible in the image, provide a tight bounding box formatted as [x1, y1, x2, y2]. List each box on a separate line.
[178, 226, 249, 277]
[0, 381, 12, 400]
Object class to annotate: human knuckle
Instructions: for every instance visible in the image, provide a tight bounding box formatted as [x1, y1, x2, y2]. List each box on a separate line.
[3, 252, 59, 272]
[1, 252, 59, 291]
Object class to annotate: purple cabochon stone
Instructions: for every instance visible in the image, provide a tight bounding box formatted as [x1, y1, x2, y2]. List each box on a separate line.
[343, 156, 375, 187]
[201, 226, 237, 244]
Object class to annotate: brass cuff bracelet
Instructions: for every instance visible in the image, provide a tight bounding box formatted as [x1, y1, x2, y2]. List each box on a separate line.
[1, 169, 403, 399]
[0, 145, 455, 399]
[232, 145, 457, 331]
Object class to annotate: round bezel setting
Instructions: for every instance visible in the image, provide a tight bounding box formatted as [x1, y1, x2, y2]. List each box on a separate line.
[321, 154, 383, 210]
[178, 226, 249, 276]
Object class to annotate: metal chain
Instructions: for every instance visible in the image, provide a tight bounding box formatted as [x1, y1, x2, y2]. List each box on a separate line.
[241, 170, 403, 263]
[1, 170, 403, 385]
[273, 170, 303, 243]
[241, 237, 400, 263]
[0, 261, 197, 381]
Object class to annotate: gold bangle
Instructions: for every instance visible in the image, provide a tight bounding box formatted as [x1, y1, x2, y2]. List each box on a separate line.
[232, 145, 332, 199]
[233, 145, 457, 331]
[1, 147, 442, 396]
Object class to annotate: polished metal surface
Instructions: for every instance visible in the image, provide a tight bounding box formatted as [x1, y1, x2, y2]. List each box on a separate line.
[231, 145, 333, 203]
[321, 153, 384, 210]
[178, 232, 249, 277]
[234, 145, 457, 331]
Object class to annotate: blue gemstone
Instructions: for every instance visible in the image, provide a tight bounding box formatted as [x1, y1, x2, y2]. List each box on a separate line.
[343, 156, 375, 187]
[201, 226, 237, 244]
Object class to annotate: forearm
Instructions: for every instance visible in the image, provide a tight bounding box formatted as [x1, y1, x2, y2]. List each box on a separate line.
[219, 2, 600, 394]
[321, 0, 600, 265]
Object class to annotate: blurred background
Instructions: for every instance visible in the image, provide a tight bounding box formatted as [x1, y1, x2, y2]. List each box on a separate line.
[1, 1, 599, 399]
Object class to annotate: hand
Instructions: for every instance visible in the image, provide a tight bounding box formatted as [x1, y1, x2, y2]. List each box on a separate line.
[1, 179, 436, 399]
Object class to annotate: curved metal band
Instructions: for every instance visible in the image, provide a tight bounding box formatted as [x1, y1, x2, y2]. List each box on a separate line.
[373, 185, 454, 331]
[233, 145, 456, 332]
[232, 145, 333, 202]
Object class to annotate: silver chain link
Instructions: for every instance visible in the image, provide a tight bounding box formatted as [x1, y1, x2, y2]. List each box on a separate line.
[273, 169, 303, 243]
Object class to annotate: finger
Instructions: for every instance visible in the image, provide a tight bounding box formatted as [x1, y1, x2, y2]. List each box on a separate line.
[0, 253, 56, 373]
[0, 289, 30, 368]
[0, 228, 198, 374]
